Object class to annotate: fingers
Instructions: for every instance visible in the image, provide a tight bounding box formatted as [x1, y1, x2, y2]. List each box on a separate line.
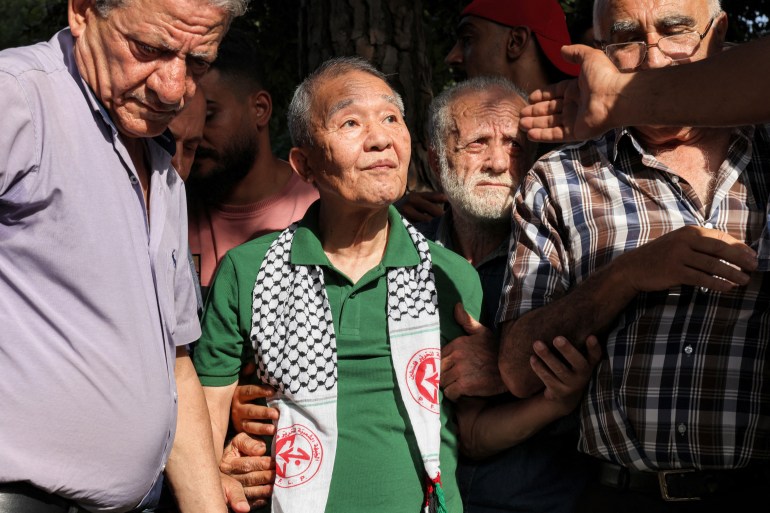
[583, 336, 603, 368]
[689, 228, 757, 271]
[243, 483, 273, 508]
[221, 474, 250, 513]
[234, 383, 275, 403]
[560, 43, 597, 64]
[528, 80, 570, 103]
[228, 432, 268, 456]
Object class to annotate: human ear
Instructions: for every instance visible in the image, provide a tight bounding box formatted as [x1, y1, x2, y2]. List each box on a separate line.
[250, 90, 273, 129]
[506, 26, 532, 60]
[289, 147, 313, 184]
[69, 0, 96, 38]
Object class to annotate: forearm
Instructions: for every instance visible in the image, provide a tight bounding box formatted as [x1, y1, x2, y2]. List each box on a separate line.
[499, 259, 635, 397]
[165, 349, 227, 513]
[203, 382, 239, 461]
[622, 37, 770, 127]
[456, 395, 571, 460]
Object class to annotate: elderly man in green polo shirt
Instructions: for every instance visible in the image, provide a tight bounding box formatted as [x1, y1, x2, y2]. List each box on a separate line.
[193, 56, 483, 513]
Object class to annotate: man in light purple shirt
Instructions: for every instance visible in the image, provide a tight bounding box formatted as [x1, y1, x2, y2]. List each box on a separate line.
[0, 1, 252, 512]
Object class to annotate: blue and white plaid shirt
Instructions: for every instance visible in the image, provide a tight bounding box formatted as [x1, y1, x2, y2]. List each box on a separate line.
[499, 126, 770, 471]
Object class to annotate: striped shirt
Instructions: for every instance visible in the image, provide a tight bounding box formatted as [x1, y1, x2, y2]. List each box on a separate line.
[498, 126, 770, 471]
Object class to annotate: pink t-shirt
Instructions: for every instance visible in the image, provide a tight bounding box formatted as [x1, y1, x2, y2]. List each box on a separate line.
[189, 172, 319, 287]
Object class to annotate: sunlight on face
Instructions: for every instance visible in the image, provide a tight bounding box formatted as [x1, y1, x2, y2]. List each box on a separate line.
[302, 70, 411, 210]
[441, 88, 528, 224]
[72, 0, 228, 138]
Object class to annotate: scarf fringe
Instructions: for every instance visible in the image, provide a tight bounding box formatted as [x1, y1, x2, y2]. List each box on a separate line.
[424, 475, 447, 513]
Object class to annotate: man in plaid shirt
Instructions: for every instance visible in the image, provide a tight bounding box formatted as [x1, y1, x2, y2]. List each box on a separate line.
[497, 0, 770, 511]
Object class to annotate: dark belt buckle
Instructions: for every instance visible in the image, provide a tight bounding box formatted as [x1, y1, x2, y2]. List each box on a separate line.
[658, 469, 700, 501]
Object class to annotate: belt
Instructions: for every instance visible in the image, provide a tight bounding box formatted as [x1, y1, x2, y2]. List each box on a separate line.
[596, 460, 770, 501]
[0, 483, 89, 513]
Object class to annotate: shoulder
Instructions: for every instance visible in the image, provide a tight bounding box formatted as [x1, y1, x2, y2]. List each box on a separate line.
[429, 240, 482, 302]
[0, 31, 68, 78]
[428, 240, 473, 274]
[225, 231, 282, 269]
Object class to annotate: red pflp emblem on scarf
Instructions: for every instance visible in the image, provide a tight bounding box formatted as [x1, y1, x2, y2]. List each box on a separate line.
[274, 424, 323, 488]
[405, 348, 441, 414]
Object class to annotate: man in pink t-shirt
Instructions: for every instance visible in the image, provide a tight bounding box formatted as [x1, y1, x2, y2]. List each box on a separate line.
[187, 28, 318, 296]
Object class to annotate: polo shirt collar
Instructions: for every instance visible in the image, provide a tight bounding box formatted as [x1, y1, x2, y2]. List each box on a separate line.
[291, 201, 421, 268]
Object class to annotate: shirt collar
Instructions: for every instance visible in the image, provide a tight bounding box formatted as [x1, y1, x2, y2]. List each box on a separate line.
[59, 28, 175, 156]
[291, 201, 421, 268]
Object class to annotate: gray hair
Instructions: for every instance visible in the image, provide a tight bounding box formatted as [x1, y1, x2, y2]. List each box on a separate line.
[94, 0, 249, 17]
[428, 76, 533, 170]
[287, 56, 405, 147]
[593, 0, 722, 32]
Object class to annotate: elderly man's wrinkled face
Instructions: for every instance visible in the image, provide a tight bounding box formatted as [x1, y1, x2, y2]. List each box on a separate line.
[440, 88, 529, 224]
[298, 70, 411, 209]
[70, 0, 228, 138]
[169, 88, 206, 181]
[445, 16, 510, 80]
[595, 0, 724, 71]
[595, 0, 725, 143]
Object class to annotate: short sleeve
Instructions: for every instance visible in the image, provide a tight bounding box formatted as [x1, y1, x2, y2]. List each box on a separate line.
[0, 71, 39, 197]
[192, 253, 246, 386]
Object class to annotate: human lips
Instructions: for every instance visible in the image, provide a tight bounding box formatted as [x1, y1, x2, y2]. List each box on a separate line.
[475, 179, 512, 188]
[362, 159, 397, 171]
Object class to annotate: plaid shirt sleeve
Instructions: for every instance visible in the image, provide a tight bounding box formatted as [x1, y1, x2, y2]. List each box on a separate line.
[497, 159, 572, 324]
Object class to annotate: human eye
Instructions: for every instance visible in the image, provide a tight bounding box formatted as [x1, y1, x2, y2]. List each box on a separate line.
[341, 119, 359, 128]
[384, 114, 400, 123]
[465, 138, 486, 151]
[189, 57, 211, 77]
[134, 40, 162, 59]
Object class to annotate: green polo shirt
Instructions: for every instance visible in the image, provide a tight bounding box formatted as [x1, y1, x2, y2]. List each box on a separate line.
[194, 202, 482, 513]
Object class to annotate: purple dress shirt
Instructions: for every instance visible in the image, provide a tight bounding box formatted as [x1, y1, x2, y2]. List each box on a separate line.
[0, 29, 200, 512]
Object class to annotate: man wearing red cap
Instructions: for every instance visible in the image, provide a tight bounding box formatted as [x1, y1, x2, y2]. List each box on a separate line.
[446, 0, 580, 94]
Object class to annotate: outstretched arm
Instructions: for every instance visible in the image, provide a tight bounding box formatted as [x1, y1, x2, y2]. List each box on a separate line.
[500, 226, 758, 398]
[521, 37, 770, 142]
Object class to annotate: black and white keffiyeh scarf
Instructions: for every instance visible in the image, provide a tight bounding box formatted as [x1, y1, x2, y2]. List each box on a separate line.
[250, 217, 447, 513]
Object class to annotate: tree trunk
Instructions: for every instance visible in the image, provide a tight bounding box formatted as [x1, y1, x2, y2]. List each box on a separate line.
[298, 0, 439, 192]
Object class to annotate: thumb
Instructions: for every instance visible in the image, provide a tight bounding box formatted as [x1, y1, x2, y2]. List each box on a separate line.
[560, 43, 595, 64]
[223, 475, 250, 513]
[231, 432, 268, 457]
[453, 302, 483, 334]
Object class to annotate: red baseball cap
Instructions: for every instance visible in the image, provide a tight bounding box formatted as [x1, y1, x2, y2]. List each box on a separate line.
[461, 0, 580, 77]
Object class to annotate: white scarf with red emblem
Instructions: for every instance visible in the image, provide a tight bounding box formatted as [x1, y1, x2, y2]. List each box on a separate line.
[250, 218, 447, 513]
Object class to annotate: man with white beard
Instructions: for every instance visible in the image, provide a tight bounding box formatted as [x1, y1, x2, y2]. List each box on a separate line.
[423, 76, 601, 513]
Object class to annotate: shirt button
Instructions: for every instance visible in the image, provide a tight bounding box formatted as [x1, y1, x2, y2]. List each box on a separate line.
[704, 222, 714, 229]
[349, 292, 357, 298]
[684, 344, 693, 355]
[677, 423, 687, 434]
[129, 175, 139, 185]
[671, 175, 679, 183]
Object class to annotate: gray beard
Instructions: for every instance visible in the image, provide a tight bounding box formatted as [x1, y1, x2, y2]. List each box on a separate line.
[438, 157, 513, 227]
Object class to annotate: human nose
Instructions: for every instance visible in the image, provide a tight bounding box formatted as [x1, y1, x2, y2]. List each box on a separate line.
[364, 122, 393, 151]
[445, 41, 463, 66]
[148, 57, 190, 107]
[639, 37, 671, 70]
[485, 142, 511, 174]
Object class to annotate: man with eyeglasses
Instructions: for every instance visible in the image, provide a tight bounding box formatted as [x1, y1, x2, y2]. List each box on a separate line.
[497, 0, 770, 511]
